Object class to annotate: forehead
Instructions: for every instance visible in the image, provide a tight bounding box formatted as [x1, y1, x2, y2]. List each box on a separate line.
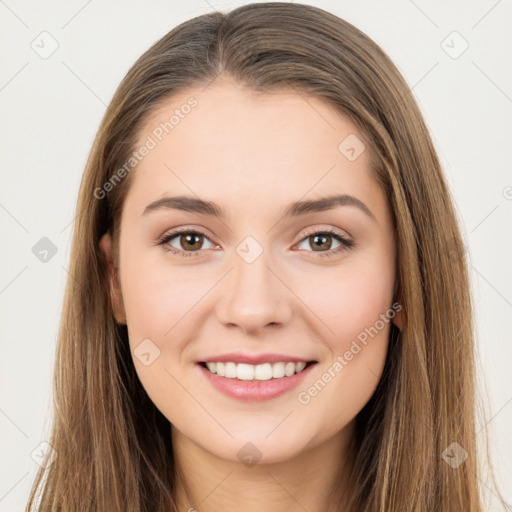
[136, 77, 366, 163]
[124, 77, 386, 222]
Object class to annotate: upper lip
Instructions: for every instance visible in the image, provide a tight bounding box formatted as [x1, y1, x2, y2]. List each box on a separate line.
[199, 352, 316, 365]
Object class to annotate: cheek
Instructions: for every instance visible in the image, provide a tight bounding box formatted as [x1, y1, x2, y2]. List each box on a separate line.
[117, 241, 396, 450]
[119, 257, 204, 421]
[294, 273, 393, 439]
[121, 241, 396, 353]
[290, 255, 394, 407]
[293, 258, 396, 348]
[120, 251, 207, 342]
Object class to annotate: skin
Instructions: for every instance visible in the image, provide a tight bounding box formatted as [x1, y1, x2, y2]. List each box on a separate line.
[100, 76, 403, 512]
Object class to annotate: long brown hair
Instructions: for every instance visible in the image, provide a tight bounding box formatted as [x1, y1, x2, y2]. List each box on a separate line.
[26, 2, 504, 510]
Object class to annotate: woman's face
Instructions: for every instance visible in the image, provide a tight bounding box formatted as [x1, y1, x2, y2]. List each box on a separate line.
[100, 77, 399, 464]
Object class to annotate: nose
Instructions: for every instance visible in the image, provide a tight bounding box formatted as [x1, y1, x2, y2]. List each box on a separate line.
[215, 248, 293, 336]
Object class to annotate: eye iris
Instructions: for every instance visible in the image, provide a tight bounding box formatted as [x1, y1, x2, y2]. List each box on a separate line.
[181, 233, 203, 251]
[310, 234, 331, 251]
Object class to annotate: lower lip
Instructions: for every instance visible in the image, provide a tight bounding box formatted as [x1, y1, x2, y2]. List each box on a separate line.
[198, 363, 316, 401]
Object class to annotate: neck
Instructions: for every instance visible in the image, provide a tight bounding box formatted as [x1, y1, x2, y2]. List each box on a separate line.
[171, 421, 356, 512]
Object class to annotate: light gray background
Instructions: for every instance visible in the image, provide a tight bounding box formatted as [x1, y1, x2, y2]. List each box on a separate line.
[1, 1, 511, 510]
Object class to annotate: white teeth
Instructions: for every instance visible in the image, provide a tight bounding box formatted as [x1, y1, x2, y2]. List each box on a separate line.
[254, 363, 273, 381]
[204, 361, 310, 380]
[237, 363, 254, 381]
[284, 362, 295, 377]
[224, 362, 237, 378]
[296, 362, 307, 372]
[272, 362, 285, 378]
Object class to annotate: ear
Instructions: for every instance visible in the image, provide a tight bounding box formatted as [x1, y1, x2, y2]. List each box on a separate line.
[99, 232, 126, 324]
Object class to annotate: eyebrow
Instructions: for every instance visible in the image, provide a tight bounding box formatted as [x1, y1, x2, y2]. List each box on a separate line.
[142, 194, 377, 222]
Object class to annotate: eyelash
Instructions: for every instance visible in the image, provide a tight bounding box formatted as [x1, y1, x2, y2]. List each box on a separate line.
[156, 227, 354, 259]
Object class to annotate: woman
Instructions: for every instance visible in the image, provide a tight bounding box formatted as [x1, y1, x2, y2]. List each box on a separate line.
[26, 2, 505, 511]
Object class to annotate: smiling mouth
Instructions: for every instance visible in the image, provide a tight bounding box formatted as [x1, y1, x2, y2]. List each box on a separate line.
[198, 360, 317, 381]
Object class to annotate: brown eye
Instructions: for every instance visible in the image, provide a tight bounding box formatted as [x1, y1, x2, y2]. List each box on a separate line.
[296, 228, 354, 258]
[179, 233, 204, 251]
[309, 233, 333, 251]
[158, 229, 217, 257]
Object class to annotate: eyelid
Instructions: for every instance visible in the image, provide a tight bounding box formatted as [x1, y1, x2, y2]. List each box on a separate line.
[157, 225, 354, 257]
[298, 225, 351, 243]
[294, 226, 354, 258]
[156, 227, 218, 255]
